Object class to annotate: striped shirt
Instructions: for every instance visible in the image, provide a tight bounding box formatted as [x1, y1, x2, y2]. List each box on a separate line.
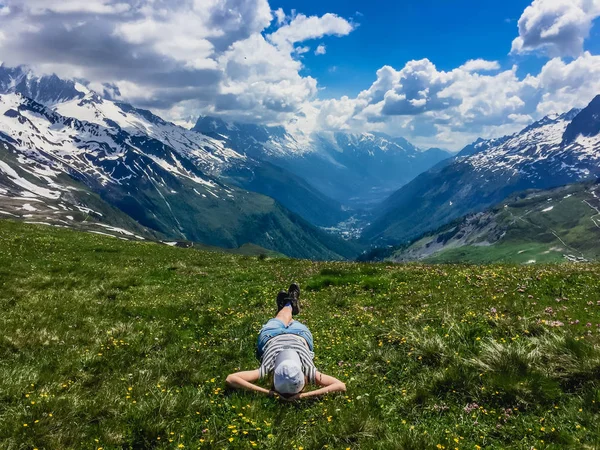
[259, 334, 317, 383]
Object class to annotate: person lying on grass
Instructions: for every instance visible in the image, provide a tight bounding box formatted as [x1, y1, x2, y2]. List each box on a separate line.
[226, 283, 346, 400]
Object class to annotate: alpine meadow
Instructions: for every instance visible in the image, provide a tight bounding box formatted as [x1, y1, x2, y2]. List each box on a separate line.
[2, 221, 600, 449]
[2, 0, 600, 449]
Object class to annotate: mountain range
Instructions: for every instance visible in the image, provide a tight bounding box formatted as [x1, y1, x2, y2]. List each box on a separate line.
[0, 68, 359, 259]
[0, 65, 449, 259]
[362, 97, 600, 245]
[194, 116, 450, 209]
[2, 64, 600, 262]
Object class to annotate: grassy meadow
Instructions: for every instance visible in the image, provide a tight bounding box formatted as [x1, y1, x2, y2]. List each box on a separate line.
[1, 220, 600, 449]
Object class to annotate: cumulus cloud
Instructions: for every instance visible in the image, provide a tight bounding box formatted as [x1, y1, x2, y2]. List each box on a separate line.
[0, 0, 355, 122]
[377, 60, 458, 116]
[511, 0, 600, 56]
[307, 52, 600, 149]
[315, 44, 327, 55]
[274, 7, 286, 25]
[267, 13, 354, 52]
[534, 51, 600, 114]
[213, 33, 318, 121]
[459, 59, 501, 72]
[0, 0, 276, 109]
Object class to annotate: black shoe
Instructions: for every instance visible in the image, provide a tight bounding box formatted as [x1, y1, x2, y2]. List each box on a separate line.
[276, 290, 288, 312]
[287, 282, 300, 315]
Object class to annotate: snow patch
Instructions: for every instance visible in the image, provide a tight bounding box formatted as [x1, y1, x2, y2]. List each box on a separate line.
[20, 203, 38, 212]
[0, 160, 61, 199]
[95, 223, 145, 239]
[75, 205, 103, 216]
[541, 206, 554, 212]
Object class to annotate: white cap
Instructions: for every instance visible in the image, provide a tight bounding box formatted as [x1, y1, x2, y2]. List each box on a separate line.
[273, 349, 305, 395]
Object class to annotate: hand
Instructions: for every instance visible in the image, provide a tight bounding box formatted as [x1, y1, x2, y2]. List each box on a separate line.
[279, 393, 301, 402]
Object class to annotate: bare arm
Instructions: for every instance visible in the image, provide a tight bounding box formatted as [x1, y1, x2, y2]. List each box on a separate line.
[225, 370, 275, 397]
[296, 371, 346, 400]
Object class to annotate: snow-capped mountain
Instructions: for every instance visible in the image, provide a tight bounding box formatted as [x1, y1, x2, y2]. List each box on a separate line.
[194, 116, 451, 208]
[0, 65, 85, 105]
[0, 66, 352, 228]
[0, 66, 357, 259]
[0, 138, 164, 241]
[54, 92, 244, 176]
[363, 95, 600, 245]
[387, 180, 600, 264]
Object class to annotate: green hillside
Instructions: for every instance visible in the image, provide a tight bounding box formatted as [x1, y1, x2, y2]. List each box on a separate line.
[390, 181, 600, 264]
[223, 161, 350, 228]
[0, 140, 357, 261]
[1, 221, 600, 449]
[0, 142, 164, 241]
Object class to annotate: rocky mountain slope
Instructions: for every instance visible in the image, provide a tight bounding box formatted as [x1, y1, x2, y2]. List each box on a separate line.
[389, 180, 600, 263]
[194, 116, 450, 208]
[0, 65, 350, 228]
[0, 139, 163, 241]
[0, 66, 357, 259]
[363, 96, 600, 245]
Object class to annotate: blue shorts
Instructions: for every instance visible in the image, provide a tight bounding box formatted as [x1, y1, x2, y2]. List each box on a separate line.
[257, 319, 314, 358]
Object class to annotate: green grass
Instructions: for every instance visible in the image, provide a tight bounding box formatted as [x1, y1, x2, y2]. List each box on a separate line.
[392, 181, 600, 264]
[425, 243, 566, 264]
[1, 220, 600, 449]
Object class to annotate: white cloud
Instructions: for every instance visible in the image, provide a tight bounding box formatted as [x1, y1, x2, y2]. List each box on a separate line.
[459, 59, 501, 72]
[274, 7, 286, 25]
[308, 52, 600, 149]
[0, 0, 356, 124]
[313, 96, 362, 130]
[534, 51, 600, 115]
[511, 0, 600, 57]
[294, 46, 311, 55]
[0, 0, 598, 152]
[19, 0, 131, 15]
[268, 13, 354, 52]
[213, 33, 318, 122]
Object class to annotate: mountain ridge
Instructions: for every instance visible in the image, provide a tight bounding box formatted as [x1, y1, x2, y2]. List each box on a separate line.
[388, 180, 600, 264]
[363, 95, 600, 245]
[0, 85, 356, 259]
[193, 115, 452, 208]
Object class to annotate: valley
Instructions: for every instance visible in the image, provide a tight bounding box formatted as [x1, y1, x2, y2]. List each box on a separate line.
[2, 65, 600, 265]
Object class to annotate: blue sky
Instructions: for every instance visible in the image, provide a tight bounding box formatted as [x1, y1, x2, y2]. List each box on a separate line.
[270, 0, 541, 97]
[1, 0, 600, 149]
